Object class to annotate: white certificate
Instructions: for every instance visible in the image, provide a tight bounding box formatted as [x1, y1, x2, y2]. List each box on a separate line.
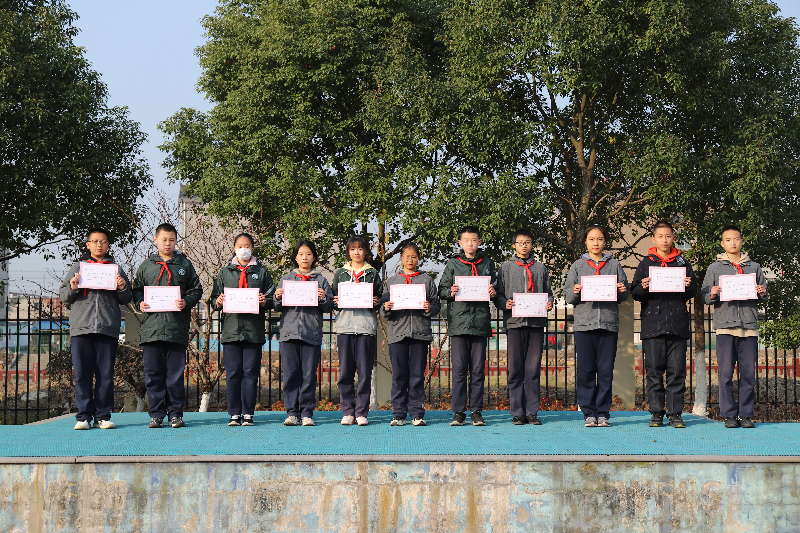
[282, 280, 319, 307]
[719, 273, 757, 301]
[454, 276, 491, 302]
[78, 262, 118, 290]
[223, 288, 260, 314]
[144, 286, 182, 312]
[338, 282, 374, 309]
[580, 275, 618, 302]
[512, 293, 548, 317]
[390, 283, 427, 310]
[649, 266, 686, 293]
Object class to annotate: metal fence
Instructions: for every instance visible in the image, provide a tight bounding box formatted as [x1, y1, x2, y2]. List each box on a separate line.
[2, 295, 799, 424]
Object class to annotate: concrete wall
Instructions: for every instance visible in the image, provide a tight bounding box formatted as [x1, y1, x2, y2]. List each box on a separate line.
[1, 459, 798, 532]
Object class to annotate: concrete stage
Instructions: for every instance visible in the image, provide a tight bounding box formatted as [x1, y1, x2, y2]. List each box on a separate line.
[1, 411, 799, 532]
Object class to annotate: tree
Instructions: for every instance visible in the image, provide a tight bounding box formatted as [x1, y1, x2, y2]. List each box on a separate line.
[0, 0, 151, 263]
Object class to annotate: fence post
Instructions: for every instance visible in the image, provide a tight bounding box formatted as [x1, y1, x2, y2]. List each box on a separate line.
[614, 298, 636, 409]
[373, 318, 392, 409]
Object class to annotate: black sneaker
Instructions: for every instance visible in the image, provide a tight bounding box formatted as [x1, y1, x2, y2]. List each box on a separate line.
[170, 416, 186, 428]
[739, 417, 755, 428]
[471, 411, 486, 426]
[649, 414, 664, 427]
[512, 415, 527, 425]
[526, 414, 542, 425]
[450, 412, 467, 426]
[242, 415, 254, 426]
[668, 414, 686, 428]
[148, 417, 163, 429]
[228, 415, 242, 427]
[724, 417, 740, 428]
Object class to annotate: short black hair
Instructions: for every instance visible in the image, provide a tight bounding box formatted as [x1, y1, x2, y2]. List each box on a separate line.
[652, 220, 674, 234]
[86, 227, 111, 243]
[458, 225, 481, 239]
[234, 233, 255, 248]
[511, 229, 534, 244]
[291, 239, 318, 267]
[721, 225, 742, 239]
[399, 242, 421, 259]
[155, 223, 178, 237]
[581, 224, 610, 246]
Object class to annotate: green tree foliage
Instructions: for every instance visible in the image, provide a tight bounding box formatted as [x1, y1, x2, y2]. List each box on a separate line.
[0, 0, 151, 262]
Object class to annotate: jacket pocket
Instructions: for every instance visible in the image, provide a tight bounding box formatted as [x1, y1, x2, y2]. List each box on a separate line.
[640, 306, 661, 334]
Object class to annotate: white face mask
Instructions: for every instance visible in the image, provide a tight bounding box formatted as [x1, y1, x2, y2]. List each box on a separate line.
[235, 248, 252, 261]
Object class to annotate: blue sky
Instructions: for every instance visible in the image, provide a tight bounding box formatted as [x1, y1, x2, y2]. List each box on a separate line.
[8, 0, 800, 294]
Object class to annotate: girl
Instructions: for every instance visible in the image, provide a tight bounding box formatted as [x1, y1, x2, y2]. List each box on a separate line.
[210, 233, 275, 427]
[274, 240, 334, 426]
[380, 243, 440, 426]
[562, 225, 628, 427]
[332, 235, 383, 426]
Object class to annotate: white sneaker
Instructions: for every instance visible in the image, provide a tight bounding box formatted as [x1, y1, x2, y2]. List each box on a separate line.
[356, 416, 368, 426]
[412, 418, 427, 426]
[341, 415, 355, 425]
[74, 420, 90, 430]
[390, 417, 405, 426]
[93, 419, 116, 429]
[302, 417, 315, 426]
[284, 416, 300, 426]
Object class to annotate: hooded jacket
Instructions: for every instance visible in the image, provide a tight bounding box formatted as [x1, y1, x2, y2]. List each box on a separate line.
[701, 252, 768, 330]
[59, 254, 132, 338]
[209, 256, 275, 344]
[630, 247, 697, 339]
[331, 262, 382, 335]
[379, 271, 441, 344]
[131, 252, 203, 345]
[495, 254, 554, 329]
[438, 251, 497, 337]
[273, 269, 334, 345]
[562, 253, 629, 332]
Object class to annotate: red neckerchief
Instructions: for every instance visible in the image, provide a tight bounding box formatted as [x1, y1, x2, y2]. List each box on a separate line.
[237, 265, 249, 288]
[514, 258, 535, 293]
[351, 270, 364, 283]
[586, 258, 607, 275]
[400, 271, 421, 284]
[83, 258, 112, 296]
[296, 273, 312, 282]
[728, 258, 744, 275]
[648, 247, 681, 267]
[458, 256, 482, 276]
[155, 260, 172, 285]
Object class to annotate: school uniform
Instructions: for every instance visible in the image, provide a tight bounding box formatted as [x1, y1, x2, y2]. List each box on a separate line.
[631, 247, 697, 417]
[210, 257, 275, 418]
[59, 254, 131, 423]
[379, 271, 441, 420]
[438, 251, 496, 413]
[332, 263, 382, 419]
[132, 252, 203, 421]
[563, 253, 629, 420]
[495, 255, 554, 417]
[701, 252, 768, 418]
[274, 270, 334, 419]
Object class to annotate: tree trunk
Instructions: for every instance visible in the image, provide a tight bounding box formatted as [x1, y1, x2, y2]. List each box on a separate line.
[136, 396, 145, 412]
[199, 392, 211, 412]
[692, 270, 708, 416]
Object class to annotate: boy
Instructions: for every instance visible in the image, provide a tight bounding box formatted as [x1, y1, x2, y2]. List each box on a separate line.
[438, 226, 497, 426]
[701, 225, 768, 428]
[495, 229, 553, 425]
[630, 220, 697, 428]
[59, 228, 131, 430]
[132, 223, 202, 428]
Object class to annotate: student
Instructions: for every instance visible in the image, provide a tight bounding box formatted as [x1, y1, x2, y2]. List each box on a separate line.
[563, 224, 628, 427]
[495, 229, 553, 425]
[631, 220, 697, 428]
[701, 225, 768, 428]
[380, 243, 441, 426]
[132, 223, 203, 429]
[210, 233, 275, 427]
[273, 239, 334, 427]
[438, 226, 497, 426]
[332, 235, 382, 426]
[59, 228, 131, 430]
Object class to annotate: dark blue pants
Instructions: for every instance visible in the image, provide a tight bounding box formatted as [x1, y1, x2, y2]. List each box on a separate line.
[142, 341, 187, 419]
[575, 330, 618, 419]
[390, 338, 428, 419]
[507, 327, 544, 416]
[450, 335, 486, 412]
[281, 339, 321, 419]
[223, 341, 262, 416]
[71, 334, 117, 422]
[643, 336, 687, 416]
[337, 334, 375, 417]
[716, 334, 757, 418]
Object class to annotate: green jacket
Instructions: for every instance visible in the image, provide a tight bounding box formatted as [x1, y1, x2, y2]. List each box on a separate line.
[438, 252, 497, 337]
[209, 258, 275, 344]
[132, 253, 203, 346]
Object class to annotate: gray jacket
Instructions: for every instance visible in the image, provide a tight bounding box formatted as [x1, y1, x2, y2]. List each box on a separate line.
[701, 252, 768, 330]
[495, 254, 554, 329]
[59, 256, 132, 338]
[563, 253, 629, 332]
[274, 270, 334, 345]
[379, 272, 441, 344]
